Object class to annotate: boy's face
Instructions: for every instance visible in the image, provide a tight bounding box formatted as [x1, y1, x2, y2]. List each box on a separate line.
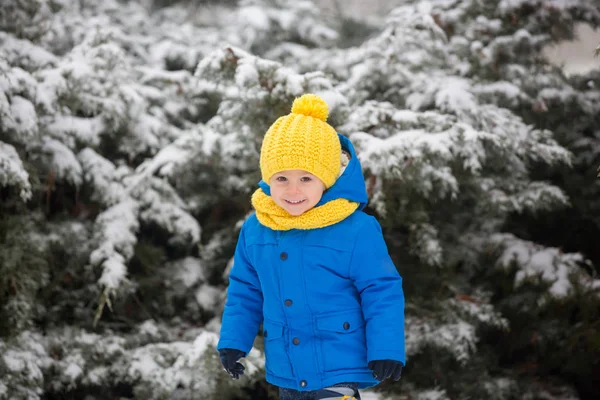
[269, 170, 326, 216]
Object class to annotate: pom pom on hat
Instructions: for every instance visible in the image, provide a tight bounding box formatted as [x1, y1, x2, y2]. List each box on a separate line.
[260, 93, 341, 188]
[291, 94, 329, 121]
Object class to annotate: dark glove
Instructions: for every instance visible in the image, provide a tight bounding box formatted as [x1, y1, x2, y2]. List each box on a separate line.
[219, 348, 246, 379]
[368, 359, 403, 381]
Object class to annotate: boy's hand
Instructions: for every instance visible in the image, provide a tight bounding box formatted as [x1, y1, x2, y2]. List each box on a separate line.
[219, 348, 246, 379]
[368, 359, 403, 381]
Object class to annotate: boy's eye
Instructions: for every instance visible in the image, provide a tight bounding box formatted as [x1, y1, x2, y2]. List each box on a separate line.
[276, 176, 287, 182]
[300, 177, 312, 182]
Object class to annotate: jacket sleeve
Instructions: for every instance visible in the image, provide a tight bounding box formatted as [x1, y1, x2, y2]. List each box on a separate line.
[349, 216, 406, 365]
[217, 222, 264, 355]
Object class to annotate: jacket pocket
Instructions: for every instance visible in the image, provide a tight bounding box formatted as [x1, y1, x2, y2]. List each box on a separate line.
[263, 320, 294, 378]
[315, 309, 367, 372]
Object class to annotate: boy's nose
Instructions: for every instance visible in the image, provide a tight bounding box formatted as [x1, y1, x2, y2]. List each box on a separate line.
[287, 183, 301, 194]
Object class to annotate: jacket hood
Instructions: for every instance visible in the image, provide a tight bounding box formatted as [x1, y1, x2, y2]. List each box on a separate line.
[257, 134, 369, 210]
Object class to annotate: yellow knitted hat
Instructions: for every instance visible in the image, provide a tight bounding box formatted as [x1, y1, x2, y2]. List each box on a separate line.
[260, 94, 341, 188]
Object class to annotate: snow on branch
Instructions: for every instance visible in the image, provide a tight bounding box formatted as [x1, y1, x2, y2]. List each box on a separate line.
[345, 101, 494, 198]
[193, 45, 347, 193]
[135, 129, 207, 179]
[497, 0, 600, 23]
[0, 32, 58, 72]
[89, 199, 140, 325]
[237, 0, 338, 53]
[0, 59, 39, 146]
[2, 96, 38, 141]
[0, 331, 51, 398]
[43, 115, 106, 149]
[90, 199, 140, 290]
[79, 147, 201, 319]
[126, 176, 201, 250]
[409, 223, 444, 267]
[195, 46, 342, 105]
[406, 316, 477, 364]
[509, 181, 570, 213]
[0, 141, 32, 201]
[78, 148, 129, 206]
[35, 137, 83, 187]
[406, 294, 508, 364]
[414, 389, 451, 400]
[1, 322, 264, 400]
[490, 233, 600, 298]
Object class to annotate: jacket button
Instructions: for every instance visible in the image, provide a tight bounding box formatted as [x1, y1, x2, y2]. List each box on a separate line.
[264, 330, 268, 338]
[300, 380, 307, 387]
[284, 299, 293, 306]
[292, 337, 300, 345]
[280, 252, 288, 260]
[343, 322, 350, 330]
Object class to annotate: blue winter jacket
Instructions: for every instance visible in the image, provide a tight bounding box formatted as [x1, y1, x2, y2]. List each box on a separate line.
[217, 135, 405, 391]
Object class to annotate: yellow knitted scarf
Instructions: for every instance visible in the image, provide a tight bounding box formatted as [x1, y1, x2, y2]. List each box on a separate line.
[251, 188, 359, 231]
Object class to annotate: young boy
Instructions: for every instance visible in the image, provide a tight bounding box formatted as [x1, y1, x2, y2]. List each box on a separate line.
[217, 94, 405, 400]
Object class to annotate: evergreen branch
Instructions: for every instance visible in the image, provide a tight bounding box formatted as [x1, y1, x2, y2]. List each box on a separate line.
[93, 287, 113, 328]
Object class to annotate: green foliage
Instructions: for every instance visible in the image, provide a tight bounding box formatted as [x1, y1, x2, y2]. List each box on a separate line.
[1, 0, 600, 399]
[0, 214, 48, 337]
[479, 247, 600, 400]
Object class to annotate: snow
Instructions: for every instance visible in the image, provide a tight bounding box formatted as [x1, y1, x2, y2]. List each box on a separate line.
[350, 128, 455, 177]
[78, 148, 128, 206]
[411, 222, 444, 266]
[138, 320, 160, 337]
[0, 32, 58, 70]
[35, 68, 68, 113]
[3, 350, 26, 372]
[235, 61, 260, 87]
[172, 257, 205, 288]
[282, 69, 306, 96]
[195, 284, 221, 312]
[434, 77, 478, 116]
[8, 96, 38, 137]
[449, 296, 509, 329]
[239, 5, 271, 30]
[44, 115, 105, 148]
[314, 89, 347, 115]
[405, 315, 478, 364]
[64, 362, 83, 381]
[75, 331, 102, 346]
[90, 199, 140, 290]
[134, 130, 203, 177]
[473, 81, 524, 105]
[1, 66, 37, 101]
[0, 141, 32, 200]
[127, 339, 218, 395]
[492, 233, 598, 297]
[190, 331, 219, 363]
[417, 389, 451, 400]
[39, 137, 83, 186]
[360, 392, 384, 400]
[137, 193, 201, 247]
[2, 347, 45, 381]
[97, 256, 128, 290]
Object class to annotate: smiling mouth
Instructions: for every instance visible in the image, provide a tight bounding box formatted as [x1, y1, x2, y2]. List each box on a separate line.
[285, 199, 306, 205]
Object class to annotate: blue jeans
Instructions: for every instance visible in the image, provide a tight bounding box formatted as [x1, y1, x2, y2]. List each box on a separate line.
[279, 382, 360, 400]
